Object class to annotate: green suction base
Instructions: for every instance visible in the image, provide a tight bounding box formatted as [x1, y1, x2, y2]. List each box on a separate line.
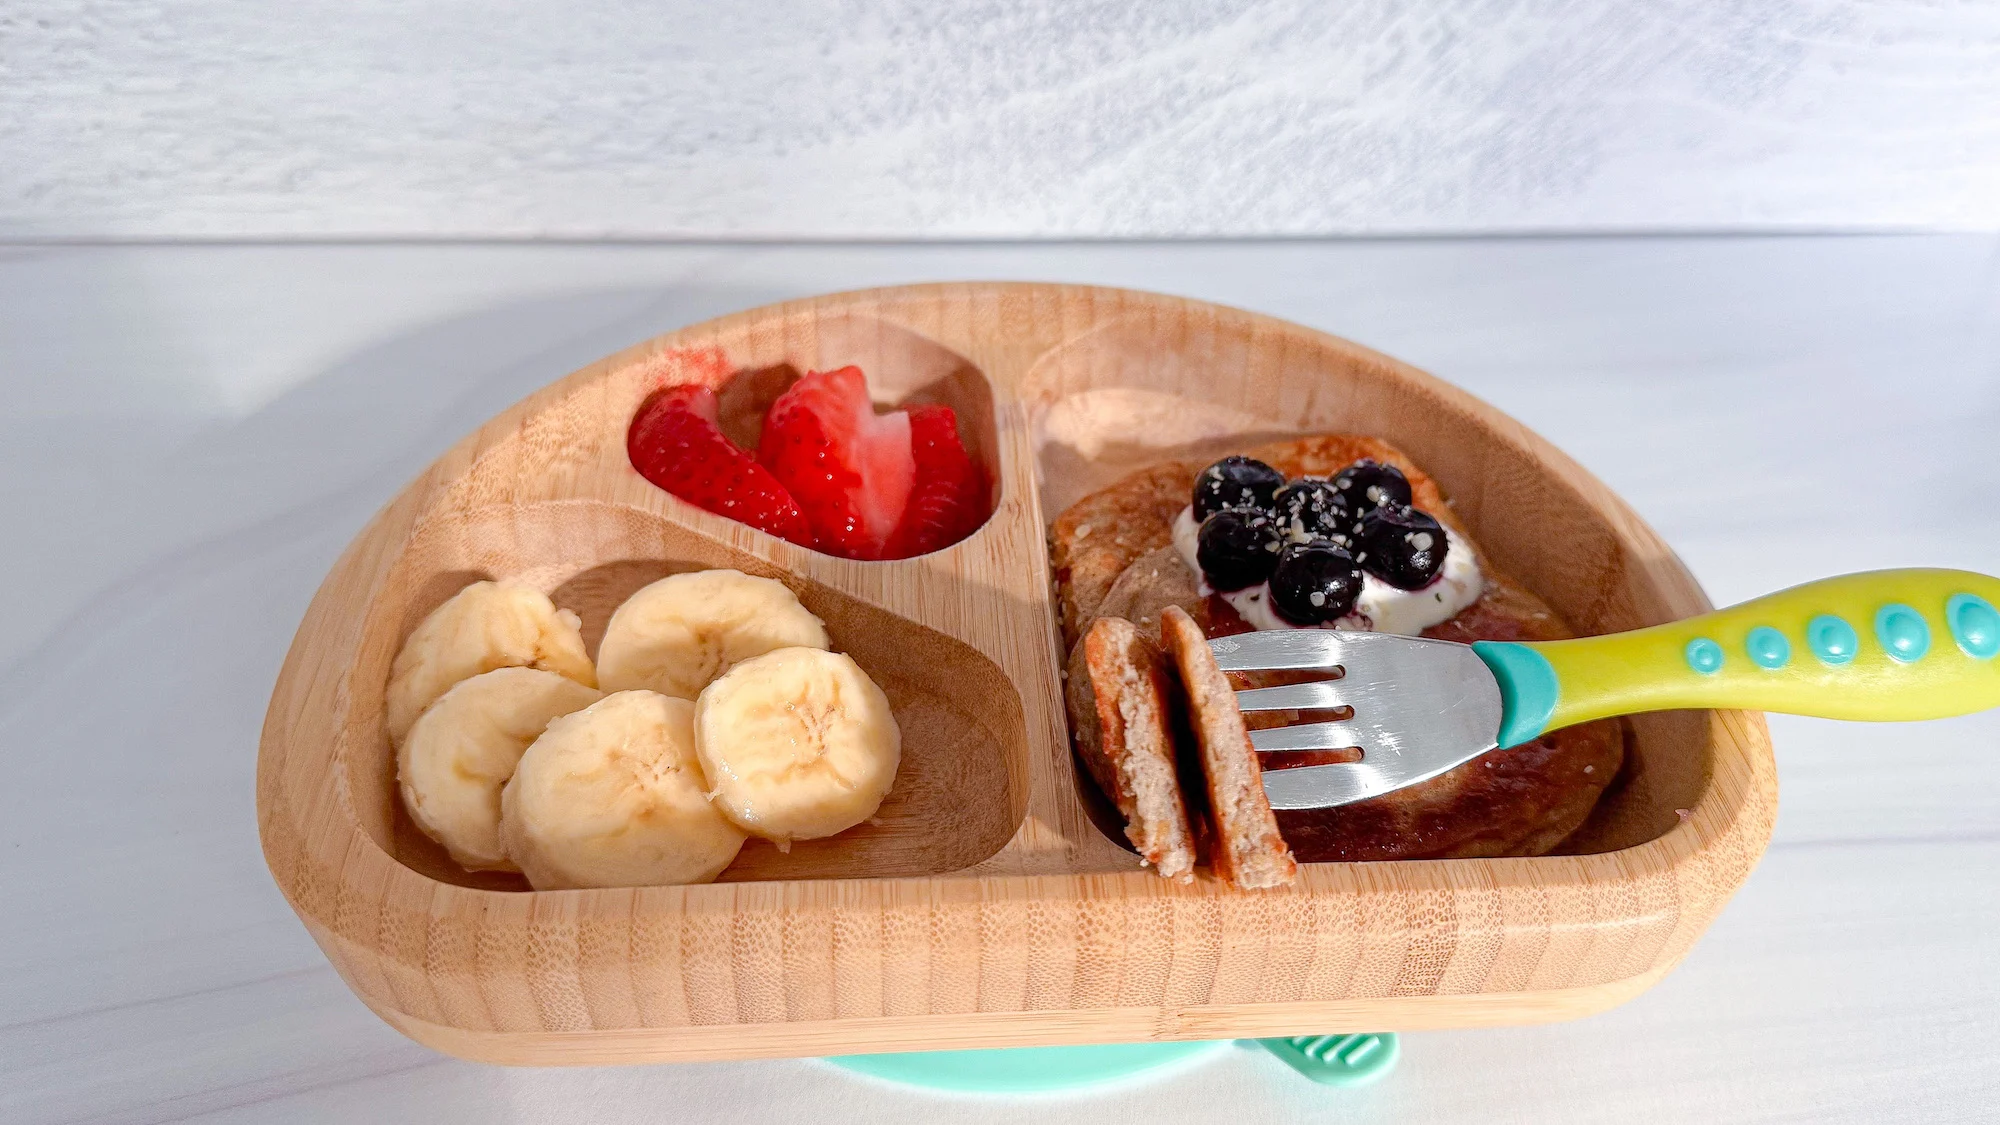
[825, 1040, 1225, 1093]
[824, 1033, 1398, 1094]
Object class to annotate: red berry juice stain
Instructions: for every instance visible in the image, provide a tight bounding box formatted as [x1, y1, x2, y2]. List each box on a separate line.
[637, 345, 735, 394]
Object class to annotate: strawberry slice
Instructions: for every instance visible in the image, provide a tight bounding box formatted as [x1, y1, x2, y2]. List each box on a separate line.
[758, 367, 915, 560]
[627, 384, 815, 547]
[889, 404, 988, 557]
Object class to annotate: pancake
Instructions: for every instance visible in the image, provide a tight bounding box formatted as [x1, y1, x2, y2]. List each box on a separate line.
[1052, 436, 1447, 654]
[1065, 616, 1197, 881]
[1051, 434, 1625, 863]
[1159, 606, 1298, 888]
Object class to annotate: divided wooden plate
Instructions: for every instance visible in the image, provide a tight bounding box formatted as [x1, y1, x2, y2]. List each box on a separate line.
[257, 283, 1777, 1065]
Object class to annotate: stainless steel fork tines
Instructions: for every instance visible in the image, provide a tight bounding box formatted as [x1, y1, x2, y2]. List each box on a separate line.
[1210, 630, 1506, 810]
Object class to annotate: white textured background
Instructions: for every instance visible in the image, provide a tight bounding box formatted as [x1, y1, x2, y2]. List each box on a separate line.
[5, 0, 2000, 239]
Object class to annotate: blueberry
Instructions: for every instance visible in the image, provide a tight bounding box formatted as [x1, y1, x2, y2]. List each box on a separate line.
[1196, 509, 1282, 591]
[1269, 542, 1365, 625]
[1271, 479, 1353, 545]
[1330, 459, 1412, 518]
[1192, 456, 1285, 520]
[1355, 504, 1448, 590]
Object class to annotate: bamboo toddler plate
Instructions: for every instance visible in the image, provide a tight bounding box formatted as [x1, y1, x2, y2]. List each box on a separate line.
[256, 283, 1777, 1066]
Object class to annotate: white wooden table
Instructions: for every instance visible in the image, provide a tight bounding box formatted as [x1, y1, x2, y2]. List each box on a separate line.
[4, 236, 1996, 1123]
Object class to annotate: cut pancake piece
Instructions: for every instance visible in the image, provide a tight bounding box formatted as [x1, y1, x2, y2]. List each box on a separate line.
[1065, 617, 1196, 881]
[1159, 605, 1297, 889]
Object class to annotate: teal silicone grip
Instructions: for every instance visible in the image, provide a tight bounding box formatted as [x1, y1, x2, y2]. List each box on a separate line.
[1471, 641, 1560, 748]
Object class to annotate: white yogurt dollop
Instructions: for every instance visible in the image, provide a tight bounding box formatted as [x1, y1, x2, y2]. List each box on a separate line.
[1171, 505, 1482, 635]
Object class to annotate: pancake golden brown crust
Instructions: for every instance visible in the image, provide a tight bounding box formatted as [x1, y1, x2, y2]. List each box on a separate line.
[1051, 434, 1624, 863]
[1159, 606, 1297, 888]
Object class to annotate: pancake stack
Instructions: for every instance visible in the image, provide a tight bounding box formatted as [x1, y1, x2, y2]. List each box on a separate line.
[1051, 435, 1626, 887]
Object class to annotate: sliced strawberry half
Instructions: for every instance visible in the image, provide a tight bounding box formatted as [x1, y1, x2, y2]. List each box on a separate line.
[758, 366, 915, 560]
[627, 384, 815, 547]
[889, 404, 988, 557]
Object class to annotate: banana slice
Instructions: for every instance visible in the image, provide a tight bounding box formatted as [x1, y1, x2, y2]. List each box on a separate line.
[596, 570, 829, 700]
[693, 647, 901, 844]
[386, 580, 596, 745]
[397, 667, 602, 872]
[500, 690, 748, 889]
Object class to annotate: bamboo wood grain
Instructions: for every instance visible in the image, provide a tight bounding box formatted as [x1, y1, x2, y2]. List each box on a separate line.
[256, 283, 1777, 1064]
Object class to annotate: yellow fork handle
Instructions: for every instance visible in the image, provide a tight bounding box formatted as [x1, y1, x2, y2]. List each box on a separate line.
[1471, 569, 2000, 747]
